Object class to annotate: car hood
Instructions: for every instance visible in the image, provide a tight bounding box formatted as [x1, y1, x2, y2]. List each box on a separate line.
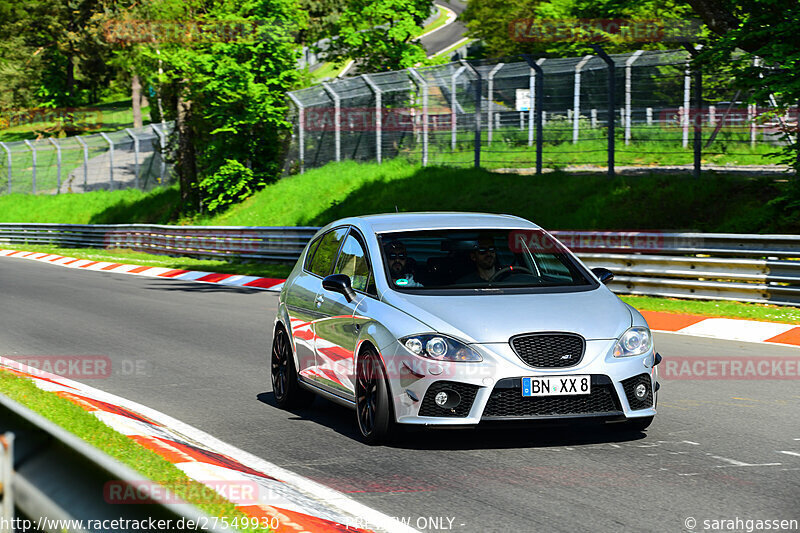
[381, 287, 632, 343]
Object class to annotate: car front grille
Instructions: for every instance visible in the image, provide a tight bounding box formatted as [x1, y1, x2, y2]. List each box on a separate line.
[482, 376, 622, 419]
[510, 333, 585, 368]
[621, 373, 654, 410]
[419, 381, 480, 418]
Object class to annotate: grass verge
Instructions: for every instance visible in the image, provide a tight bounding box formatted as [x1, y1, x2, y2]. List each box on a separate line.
[0, 244, 293, 280]
[0, 371, 266, 531]
[620, 295, 800, 325]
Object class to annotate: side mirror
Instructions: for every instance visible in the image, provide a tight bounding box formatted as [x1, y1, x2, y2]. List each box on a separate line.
[591, 267, 614, 285]
[322, 274, 358, 302]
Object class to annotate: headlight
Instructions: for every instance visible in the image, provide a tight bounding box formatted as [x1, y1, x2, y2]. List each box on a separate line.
[613, 327, 652, 357]
[400, 334, 482, 362]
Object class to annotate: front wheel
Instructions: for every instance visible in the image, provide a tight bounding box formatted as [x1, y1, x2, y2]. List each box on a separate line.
[355, 349, 394, 445]
[271, 327, 314, 409]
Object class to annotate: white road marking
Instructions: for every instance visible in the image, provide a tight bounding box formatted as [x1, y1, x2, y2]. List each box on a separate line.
[708, 454, 782, 467]
[682, 441, 700, 445]
[678, 318, 795, 342]
[778, 451, 800, 458]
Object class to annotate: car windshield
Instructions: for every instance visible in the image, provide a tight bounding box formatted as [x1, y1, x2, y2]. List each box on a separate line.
[377, 229, 594, 291]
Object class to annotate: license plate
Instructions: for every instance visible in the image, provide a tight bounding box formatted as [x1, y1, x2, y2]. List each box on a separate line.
[522, 375, 591, 397]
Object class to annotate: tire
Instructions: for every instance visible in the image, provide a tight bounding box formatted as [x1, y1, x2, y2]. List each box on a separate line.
[355, 348, 394, 445]
[620, 415, 654, 432]
[271, 327, 315, 409]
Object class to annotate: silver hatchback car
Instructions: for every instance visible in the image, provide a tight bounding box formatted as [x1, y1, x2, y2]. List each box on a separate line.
[271, 213, 661, 444]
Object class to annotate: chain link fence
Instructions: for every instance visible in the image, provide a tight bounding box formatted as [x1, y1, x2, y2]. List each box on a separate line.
[285, 49, 798, 175]
[0, 123, 173, 195]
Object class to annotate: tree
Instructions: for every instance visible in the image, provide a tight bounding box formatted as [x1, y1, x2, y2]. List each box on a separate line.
[134, 0, 307, 213]
[688, 0, 800, 171]
[324, 0, 432, 72]
[463, 0, 697, 58]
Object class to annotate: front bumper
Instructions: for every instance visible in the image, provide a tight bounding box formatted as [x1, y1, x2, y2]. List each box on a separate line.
[387, 339, 660, 426]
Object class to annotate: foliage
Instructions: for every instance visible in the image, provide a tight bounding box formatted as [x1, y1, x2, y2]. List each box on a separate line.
[324, 0, 433, 72]
[462, 0, 698, 58]
[199, 159, 263, 214]
[133, 0, 307, 213]
[691, 0, 800, 172]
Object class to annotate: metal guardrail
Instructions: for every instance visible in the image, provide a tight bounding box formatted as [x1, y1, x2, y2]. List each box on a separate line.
[1, 224, 799, 306]
[0, 394, 230, 533]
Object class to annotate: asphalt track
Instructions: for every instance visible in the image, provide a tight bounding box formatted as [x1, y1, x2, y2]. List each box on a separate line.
[1, 257, 799, 532]
[420, 1, 468, 58]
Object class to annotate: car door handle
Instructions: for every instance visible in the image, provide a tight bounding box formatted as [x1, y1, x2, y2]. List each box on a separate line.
[315, 295, 324, 307]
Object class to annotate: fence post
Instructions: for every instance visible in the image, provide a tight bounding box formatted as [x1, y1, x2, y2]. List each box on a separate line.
[573, 55, 592, 144]
[460, 60, 482, 168]
[406, 69, 428, 167]
[451, 65, 467, 151]
[24, 140, 36, 194]
[590, 45, 615, 178]
[287, 93, 305, 173]
[683, 56, 691, 148]
[99, 132, 114, 189]
[49, 138, 62, 193]
[125, 128, 140, 188]
[487, 63, 504, 144]
[684, 43, 703, 178]
[625, 50, 643, 145]
[526, 58, 545, 149]
[1, 432, 14, 525]
[75, 136, 89, 189]
[150, 124, 166, 182]
[0, 142, 10, 194]
[322, 82, 341, 162]
[523, 55, 544, 175]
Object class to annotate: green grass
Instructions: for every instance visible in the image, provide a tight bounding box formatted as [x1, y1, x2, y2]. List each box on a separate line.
[1, 159, 797, 233]
[0, 244, 293, 279]
[410, 124, 780, 169]
[620, 295, 800, 324]
[0, 100, 151, 143]
[0, 186, 180, 224]
[0, 371, 268, 531]
[207, 159, 798, 234]
[414, 5, 449, 37]
[310, 61, 352, 83]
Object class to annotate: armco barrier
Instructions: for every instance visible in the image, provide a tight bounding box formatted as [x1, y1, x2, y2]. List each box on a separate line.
[0, 394, 231, 532]
[1, 224, 799, 306]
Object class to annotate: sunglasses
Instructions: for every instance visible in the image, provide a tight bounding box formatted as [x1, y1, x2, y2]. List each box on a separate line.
[477, 247, 496, 254]
[389, 253, 407, 259]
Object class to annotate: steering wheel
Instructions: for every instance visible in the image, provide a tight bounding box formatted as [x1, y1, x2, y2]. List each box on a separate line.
[489, 265, 534, 281]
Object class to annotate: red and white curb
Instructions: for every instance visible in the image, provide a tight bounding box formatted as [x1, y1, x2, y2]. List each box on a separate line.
[0, 250, 285, 292]
[0, 356, 417, 533]
[3, 249, 799, 349]
[641, 311, 800, 348]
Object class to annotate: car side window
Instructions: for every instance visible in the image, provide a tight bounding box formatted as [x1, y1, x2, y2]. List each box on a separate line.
[303, 236, 322, 271]
[334, 232, 373, 294]
[308, 228, 347, 277]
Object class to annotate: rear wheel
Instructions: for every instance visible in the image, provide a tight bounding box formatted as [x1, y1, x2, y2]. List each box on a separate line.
[271, 327, 314, 409]
[355, 348, 394, 445]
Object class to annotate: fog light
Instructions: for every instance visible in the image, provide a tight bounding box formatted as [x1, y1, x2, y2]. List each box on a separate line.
[435, 391, 448, 407]
[635, 383, 648, 400]
[433, 389, 461, 409]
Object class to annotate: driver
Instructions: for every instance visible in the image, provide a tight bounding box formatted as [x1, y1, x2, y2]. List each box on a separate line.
[458, 236, 498, 283]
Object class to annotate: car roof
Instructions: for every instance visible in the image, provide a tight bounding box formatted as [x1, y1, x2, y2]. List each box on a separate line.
[330, 212, 541, 234]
